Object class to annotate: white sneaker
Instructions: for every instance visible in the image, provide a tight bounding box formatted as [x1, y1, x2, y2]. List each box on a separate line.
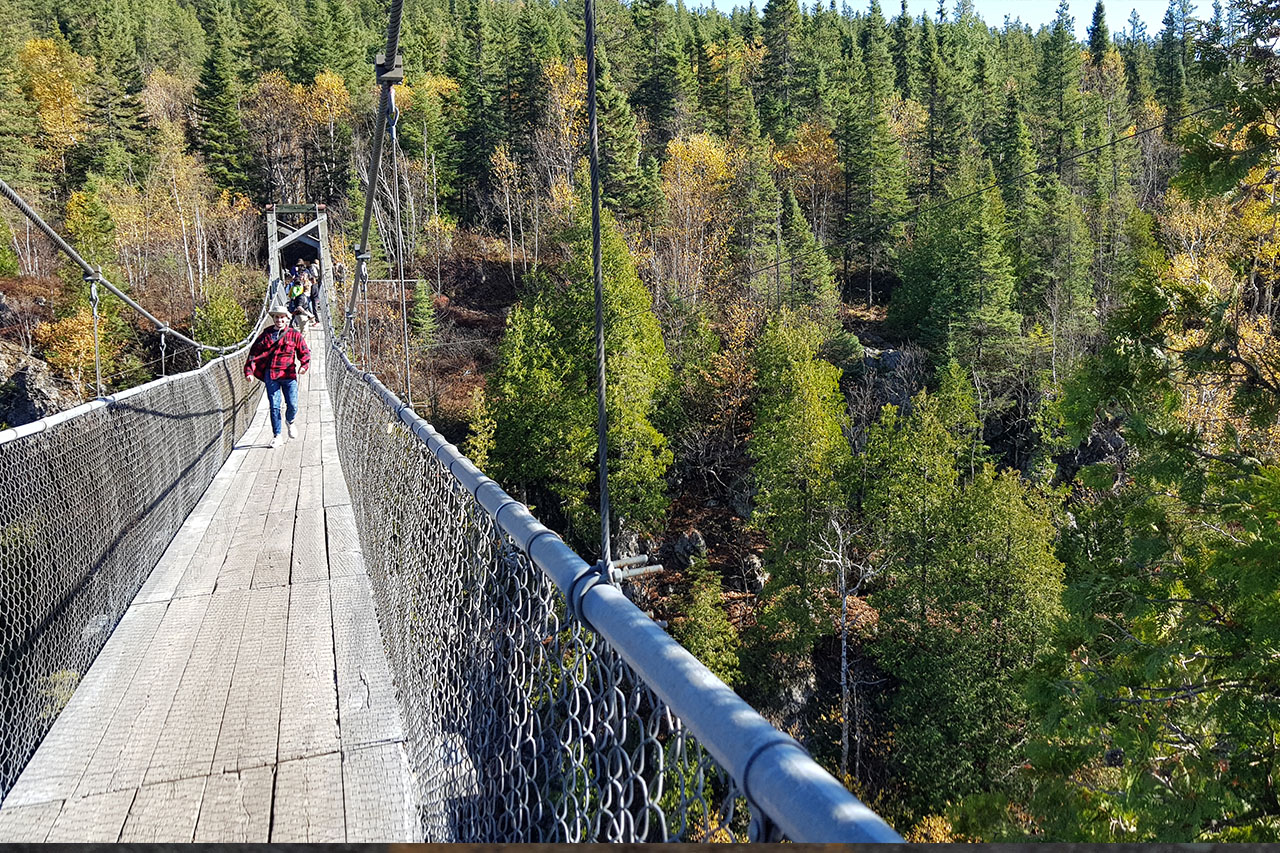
[270, 434, 284, 448]
[287, 422, 298, 439]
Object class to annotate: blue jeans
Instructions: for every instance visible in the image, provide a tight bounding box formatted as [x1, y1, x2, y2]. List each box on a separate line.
[263, 376, 298, 436]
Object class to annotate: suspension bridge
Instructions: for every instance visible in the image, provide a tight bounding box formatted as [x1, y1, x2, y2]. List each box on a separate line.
[0, 191, 901, 841]
[0, 0, 905, 837]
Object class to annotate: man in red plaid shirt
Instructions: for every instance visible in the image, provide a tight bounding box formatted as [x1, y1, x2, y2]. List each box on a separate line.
[245, 302, 311, 448]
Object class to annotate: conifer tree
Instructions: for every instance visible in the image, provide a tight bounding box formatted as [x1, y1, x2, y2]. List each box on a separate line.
[758, 0, 800, 141]
[842, 32, 907, 306]
[727, 133, 780, 293]
[293, 0, 336, 83]
[196, 9, 250, 192]
[327, 0, 366, 93]
[1119, 9, 1156, 108]
[243, 0, 295, 77]
[486, 200, 672, 552]
[1035, 0, 1083, 177]
[890, 0, 920, 100]
[777, 186, 835, 310]
[452, 0, 498, 221]
[860, 367, 1063, 821]
[892, 157, 1020, 373]
[990, 87, 1040, 286]
[1154, 0, 1189, 138]
[595, 60, 646, 217]
[1087, 0, 1110, 68]
[83, 0, 151, 179]
[750, 311, 853, 658]
[509, 0, 559, 161]
[631, 0, 685, 157]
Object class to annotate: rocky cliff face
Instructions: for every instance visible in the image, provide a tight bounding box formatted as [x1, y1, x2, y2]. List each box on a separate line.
[0, 340, 77, 429]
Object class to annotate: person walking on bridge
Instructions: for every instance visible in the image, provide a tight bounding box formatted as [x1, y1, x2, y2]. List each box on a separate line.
[245, 302, 311, 448]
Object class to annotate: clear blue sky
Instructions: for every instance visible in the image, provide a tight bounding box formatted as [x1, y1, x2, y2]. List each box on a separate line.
[898, 0, 1190, 39]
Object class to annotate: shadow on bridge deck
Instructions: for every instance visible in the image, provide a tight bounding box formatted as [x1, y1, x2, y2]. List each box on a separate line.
[0, 327, 419, 842]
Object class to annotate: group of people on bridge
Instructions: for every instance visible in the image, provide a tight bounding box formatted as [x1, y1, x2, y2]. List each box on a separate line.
[244, 256, 321, 449]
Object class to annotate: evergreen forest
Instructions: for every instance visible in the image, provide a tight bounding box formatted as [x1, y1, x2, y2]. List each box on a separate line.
[0, 0, 1277, 838]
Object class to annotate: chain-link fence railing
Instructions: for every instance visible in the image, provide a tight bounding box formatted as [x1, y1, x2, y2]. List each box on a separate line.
[0, 346, 263, 799]
[326, 298, 900, 842]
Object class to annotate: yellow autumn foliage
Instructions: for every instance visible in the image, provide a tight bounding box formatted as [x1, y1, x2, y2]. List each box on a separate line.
[15, 38, 91, 162]
[661, 133, 732, 305]
[35, 309, 121, 389]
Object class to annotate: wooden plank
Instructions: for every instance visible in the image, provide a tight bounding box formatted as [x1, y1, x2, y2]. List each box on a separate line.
[193, 767, 274, 842]
[137, 433, 254, 602]
[332, 574, 404, 749]
[213, 586, 288, 773]
[296, 464, 324, 511]
[323, 463, 352, 508]
[44, 789, 135, 842]
[143, 589, 249, 785]
[217, 469, 277, 590]
[271, 753, 345, 842]
[277, 581, 339, 761]
[172, 516, 235, 599]
[2, 601, 167, 807]
[252, 511, 294, 588]
[291, 507, 328, 583]
[119, 777, 205, 842]
[300, 417, 323, 467]
[325, 503, 364, 580]
[0, 800, 62, 841]
[342, 742, 417, 842]
[74, 596, 209, 797]
[269, 463, 301, 514]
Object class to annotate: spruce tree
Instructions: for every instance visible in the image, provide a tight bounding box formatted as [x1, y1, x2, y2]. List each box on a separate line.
[842, 35, 907, 306]
[242, 0, 295, 77]
[195, 9, 250, 192]
[1154, 0, 1189, 138]
[84, 0, 151, 179]
[1119, 9, 1156, 108]
[758, 0, 800, 141]
[892, 157, 1020, 373]
[451, 0, 498, 222]
[1035, 0, 1083, 177]
[890, 0, 920, 100]
[631, 0, 685, 158]
[778, 186, 835, 310]
[293, 0, 335, 83]
[1087, 0, 1109, 67]
[327, 0, 366, 93]
[727, 133, 780, 294]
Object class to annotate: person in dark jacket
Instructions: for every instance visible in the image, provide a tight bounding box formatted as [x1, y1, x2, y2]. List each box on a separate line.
[245, 302, 311, 448]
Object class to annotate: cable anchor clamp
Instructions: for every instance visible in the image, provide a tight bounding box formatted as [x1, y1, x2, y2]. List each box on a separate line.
[566, 557, 612, 631]
[375, 52, 405, 85]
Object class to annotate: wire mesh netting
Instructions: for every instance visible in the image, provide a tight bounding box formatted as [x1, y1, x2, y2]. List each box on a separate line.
[0, 349, 262, 800]
[327, 332, 763, 842]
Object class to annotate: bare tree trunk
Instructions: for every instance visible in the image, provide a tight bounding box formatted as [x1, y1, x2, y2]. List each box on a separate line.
[171, 167, 197, 311]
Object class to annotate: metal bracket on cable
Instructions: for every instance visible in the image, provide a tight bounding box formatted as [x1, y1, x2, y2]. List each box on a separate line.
[375, 53, 404, 85]
[566, 558, 610, 631]
[159, 328, 168, 376]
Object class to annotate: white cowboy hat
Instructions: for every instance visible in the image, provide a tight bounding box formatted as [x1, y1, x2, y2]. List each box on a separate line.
[268, 301, 291, 317]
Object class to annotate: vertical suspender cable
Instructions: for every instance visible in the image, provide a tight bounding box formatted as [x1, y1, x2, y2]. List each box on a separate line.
[389, 92, 413, 407]
[585, 0, 611, 569]
[347, 0, 405, 339]
[87, 271, 104, 397]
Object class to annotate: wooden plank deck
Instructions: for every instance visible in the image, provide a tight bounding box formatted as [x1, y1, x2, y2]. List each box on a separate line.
[0, 327, 420, 842]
